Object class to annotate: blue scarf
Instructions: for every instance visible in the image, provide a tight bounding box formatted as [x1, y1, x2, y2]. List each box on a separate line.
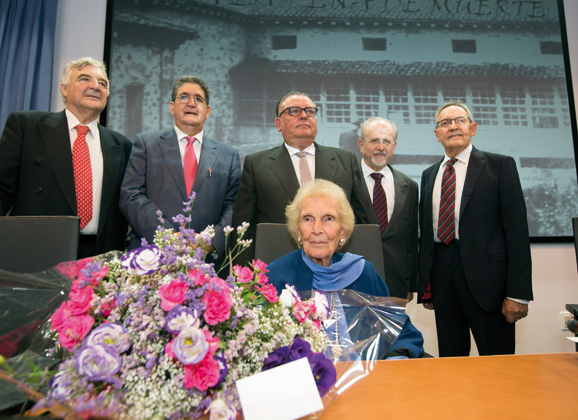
[302, 250, 365, 291]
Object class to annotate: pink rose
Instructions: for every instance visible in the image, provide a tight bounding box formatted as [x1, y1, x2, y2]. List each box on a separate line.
[256, 273, 269, 285]
[203, 329, 220, 357]
[56, 258, 93, 279]
[255, 283, 279, 304]
[58, 315, 95, 349]
[202, 290, 232, 325]
[184, 355, 220, 391]
[209, 277, 230, 293]
[189, 269, 209, 286]
[69, 286, 94, 316]
[158, 280, 189, 312]
[100, 301, 116, 317]
[292, 301, 309, 323]
[51, 301, 71, 331]
[233, 266, 253, 283]
[251, 259, 269, 273]
[85, 266, 109, 287]
[311, 319, 321, 330]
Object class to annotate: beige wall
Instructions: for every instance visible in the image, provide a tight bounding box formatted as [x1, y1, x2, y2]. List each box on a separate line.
[52, 0, 578, 356]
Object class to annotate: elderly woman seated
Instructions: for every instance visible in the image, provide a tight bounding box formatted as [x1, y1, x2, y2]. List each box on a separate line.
[267, 179, 424, 359]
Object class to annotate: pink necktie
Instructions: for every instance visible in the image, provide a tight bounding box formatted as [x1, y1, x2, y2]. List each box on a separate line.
[438, 159, 457, 245]
[184, 136, 198, 199]
[370, 173, 388, 234]
[296, 151, 312, 185]
[72, 125, 92, 229]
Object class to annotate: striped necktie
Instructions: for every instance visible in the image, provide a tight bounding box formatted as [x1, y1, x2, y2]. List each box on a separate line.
[438, 159, 457, 245]
[370, 172, 388, 234]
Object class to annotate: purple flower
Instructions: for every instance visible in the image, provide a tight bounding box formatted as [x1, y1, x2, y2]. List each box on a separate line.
[47, 371, 73, 400]
[84, 323, 131, 354]
[120, 245, 161, 276]
[164, 305, 199, 335]
[214, 354, 228, 387]
[172, 326, 208, 365]
[309, 353, 337, 397]
[288, 336, 313, 362]
[262, 346, 290, 371]
[75, 345, 121, 381]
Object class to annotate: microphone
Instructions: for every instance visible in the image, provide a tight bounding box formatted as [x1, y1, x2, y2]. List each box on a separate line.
[568, 319, 578, 334]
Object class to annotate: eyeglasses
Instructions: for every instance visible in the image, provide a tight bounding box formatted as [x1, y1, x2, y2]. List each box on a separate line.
[365, 139, 395, 147]
[279, 106, 318, 117]
[175, 94, 206, 105]
[436, 116, 471, 129]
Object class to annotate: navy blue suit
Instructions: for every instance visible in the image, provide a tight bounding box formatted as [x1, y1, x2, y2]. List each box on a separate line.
[119, 130, 240, 257]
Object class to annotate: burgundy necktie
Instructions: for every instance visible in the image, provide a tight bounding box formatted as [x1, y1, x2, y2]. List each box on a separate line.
[438, 159, 457, 245]
[184, 136, 198, 199]
[370, 173, 388, 234]
[72, 125, 92, 229]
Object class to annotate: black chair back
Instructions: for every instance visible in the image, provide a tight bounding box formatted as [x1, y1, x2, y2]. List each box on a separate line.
[0, 216, 80, 273]
[255, 223, 385, 280]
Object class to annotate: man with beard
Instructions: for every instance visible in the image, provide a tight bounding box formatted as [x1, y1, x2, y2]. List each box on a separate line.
[357, 117, 418, 301]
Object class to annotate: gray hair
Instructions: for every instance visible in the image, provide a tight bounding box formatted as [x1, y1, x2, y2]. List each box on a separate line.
[285, 179, 354, 247]
[276, 91, 316, 117]
[59, 57, 109, 104]
[360, 117, 398, 143]
[171, 76, 210, 105]
[435, 101, 475, 125]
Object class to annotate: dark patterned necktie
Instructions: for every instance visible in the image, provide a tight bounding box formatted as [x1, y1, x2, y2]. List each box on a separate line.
[370, 173, 388, 234]
[438, 159, 457, 245]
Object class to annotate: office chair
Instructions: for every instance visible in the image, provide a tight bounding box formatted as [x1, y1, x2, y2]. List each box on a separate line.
[254, 223, 385, 280]
[0, 216, 80, 273]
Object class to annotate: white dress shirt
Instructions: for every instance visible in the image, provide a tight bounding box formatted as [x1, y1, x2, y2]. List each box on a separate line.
[361, 159, 395, 221]
[175, 126, 203, 165]
[66, 109, 103, 235]
[284, 142, 316, 185]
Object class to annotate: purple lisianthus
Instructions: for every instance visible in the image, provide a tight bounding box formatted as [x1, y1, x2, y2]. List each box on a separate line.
[47, 371, 73, 400]
[214, 354, 228, 387]
[172, 325, 208, 365]
[84, 323, 131, 354]
[120, 245, 161, 276]
[164, 305, 199, 335]
[261, 346, 290, 371]
[309, 352, 337, 397]
[75, 345, 122, 381]
[288, 336, 313, 362]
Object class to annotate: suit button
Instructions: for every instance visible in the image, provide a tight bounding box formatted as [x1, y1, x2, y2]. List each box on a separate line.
[36, 187, 43, 193]
[34, 159, 40, 165]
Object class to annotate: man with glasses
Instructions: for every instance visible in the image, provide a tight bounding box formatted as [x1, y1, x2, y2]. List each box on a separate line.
[357, 117, 418, 302]
[417, 101, 533, 357]
[120, 76, 240, 264]
[232, 91, 371, 265]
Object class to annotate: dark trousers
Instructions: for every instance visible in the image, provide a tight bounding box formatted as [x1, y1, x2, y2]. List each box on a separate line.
[431, 243, 515, 357]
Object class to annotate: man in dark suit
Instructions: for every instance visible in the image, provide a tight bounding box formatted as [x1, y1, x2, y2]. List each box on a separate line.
[357, 117, 418, 301]
[0, 57, 132, 258]
[417, 101, 533, 357]
[120, 76, 240, 263]
[232, 91, 372, 265]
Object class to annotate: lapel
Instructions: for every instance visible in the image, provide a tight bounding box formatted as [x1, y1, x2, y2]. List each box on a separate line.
[98, 125, 123, 235]
[159, 130, 187, 201]
[314, 143, 338, 182]
[388, 165, 408, 229]
[268, 144, 300, 199]
[194, 137, 218, 192]
[424, 158, 443, 228]
[460, 146, 485, 217]
[359, 165, 379, 225]
[39, 111, 77, 213]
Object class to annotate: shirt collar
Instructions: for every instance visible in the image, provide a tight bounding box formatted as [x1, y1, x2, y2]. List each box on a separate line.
[284, 142, 316, 156]
[361, 159, 393, 182]
[65, 109, 99, 135]
[175, 125, 204, 145]
[444, 143, 472, 166]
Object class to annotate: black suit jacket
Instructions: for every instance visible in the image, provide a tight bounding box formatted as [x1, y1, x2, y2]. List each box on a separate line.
[232, 142, 372, 264]
[361, 165, 418, 298]
[417, 147, 533, 312]
[0, 110, 132, 254]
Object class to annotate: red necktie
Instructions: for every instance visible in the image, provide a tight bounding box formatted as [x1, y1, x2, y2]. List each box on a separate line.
[438, 159, 457, 245]
[370, 172, 388, 234]
[72, 125, 93, 229]
[184, 136, 198, 199]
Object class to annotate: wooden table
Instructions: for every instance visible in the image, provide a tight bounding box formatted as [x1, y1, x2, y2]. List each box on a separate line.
[322, 353, 578, 419]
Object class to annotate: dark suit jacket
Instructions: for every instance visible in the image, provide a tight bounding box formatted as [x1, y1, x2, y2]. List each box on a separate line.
[119, 129, 241, 256]
[232, 142, 372, 265]
[0, 110, 132, 254]
[417, 147, 533, 312]
[360, 165, 418, 299]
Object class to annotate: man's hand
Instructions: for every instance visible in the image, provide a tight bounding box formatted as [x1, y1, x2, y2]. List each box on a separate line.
[423, 302, 434, 310]
[501, 298, 528, 323]
[407, 292, 414, 303]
